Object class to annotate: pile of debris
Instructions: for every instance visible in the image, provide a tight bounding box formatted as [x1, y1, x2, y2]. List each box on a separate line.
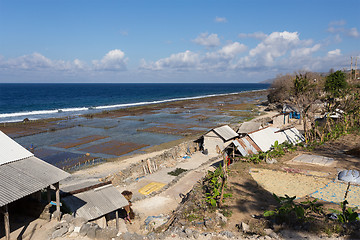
[50, 214, 118, 240]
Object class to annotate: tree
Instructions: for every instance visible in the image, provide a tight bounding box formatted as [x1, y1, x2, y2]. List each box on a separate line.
[292, 73, 319, 142]
[325, 70, 348, 98]
[267, 74, 294, 103]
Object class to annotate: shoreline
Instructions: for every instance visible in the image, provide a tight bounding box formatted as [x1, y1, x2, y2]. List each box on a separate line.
[0, 89, 269, 136]
[0, 89, 269, 172]
[0, 87, 269, 123]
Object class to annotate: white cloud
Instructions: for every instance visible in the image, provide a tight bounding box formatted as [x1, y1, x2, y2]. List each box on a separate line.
[329, 20, 346, 26]
[0, 49, 128, 73]
[193, 33, 221, 48]
[334, 34, 342, 43]
[141, 30, 344, 75]
[290, 44, 321, 58]
[141, 50, 200, 71]
[348, 27, 359, 38]
[73, 59, 86, 70]
[327, 20, 359, 38]
[0, 30, 352, 83]
[92, 49, 128, 71]
[120, 31, 128, 36]
[214, 17, 227, 23]
[238, 32, 267, 40]
[248, 31, 300, 66]
[5, 52, 53, 70]
[142, 41, 247, 72]
[327, 49, 341, 57]
[218, 42, 247, 56]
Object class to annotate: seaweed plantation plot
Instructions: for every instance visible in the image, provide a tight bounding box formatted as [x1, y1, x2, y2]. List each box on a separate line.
[138, 122, 206, 136]
[79, 140, 149, 156]
[0, 120, 75, 138]
[34, 148, 99, 170]
[52, 135, 109, 149]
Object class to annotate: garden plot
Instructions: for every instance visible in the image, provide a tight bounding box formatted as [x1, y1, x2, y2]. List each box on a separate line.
[249, 168, 330, 198]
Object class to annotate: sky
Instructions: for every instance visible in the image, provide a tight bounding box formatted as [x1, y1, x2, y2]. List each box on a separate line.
[0, 0, 359, 83]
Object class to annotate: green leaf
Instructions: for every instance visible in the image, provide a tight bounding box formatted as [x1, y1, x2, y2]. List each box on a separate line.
[263, 211, 275, 217]
[295, 206, 305, 219]
[348, 212, 359, 222]
[329, 209, 342, 215]
[210, 198, 216, 207]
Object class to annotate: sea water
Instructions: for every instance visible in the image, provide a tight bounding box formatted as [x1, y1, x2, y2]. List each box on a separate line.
[0, 83, 269, 123]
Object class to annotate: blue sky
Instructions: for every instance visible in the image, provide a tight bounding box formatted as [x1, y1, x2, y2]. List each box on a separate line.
[0, 0, 359, 83]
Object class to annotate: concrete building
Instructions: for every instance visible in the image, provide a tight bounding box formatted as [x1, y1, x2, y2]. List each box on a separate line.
[201, 125, 238, 155]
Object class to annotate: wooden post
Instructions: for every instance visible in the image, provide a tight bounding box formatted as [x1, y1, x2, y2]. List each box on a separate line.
[356, 57, 358, 80]
[35, 190, 42, 202]
[4, 205, 10, 240]
[54, 182, 61, 221]
[350, 56, 352, 80]
[115, 210, 119, 231]
[47, 186, 51, 203]
[146, 159, 152, 174]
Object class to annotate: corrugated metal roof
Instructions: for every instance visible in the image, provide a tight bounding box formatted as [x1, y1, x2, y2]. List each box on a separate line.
[233, 136, 261, 156]
[248, 127, 279, 152]
[61, 179, 101, 193]
[0, 131, 33, 165]
[62, 184, 129, 221]
[283, 104, 299, 113]
[213, 125, 238, 141]
[275, 127, 304, 145]
[237, 122, 261, 134]
[0, 156, 70, 207]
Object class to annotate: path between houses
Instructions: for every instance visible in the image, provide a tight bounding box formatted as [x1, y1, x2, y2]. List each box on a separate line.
[117, 152, 221, 220]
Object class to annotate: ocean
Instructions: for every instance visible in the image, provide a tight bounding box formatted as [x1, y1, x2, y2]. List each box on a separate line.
[0, 83, 269, 123]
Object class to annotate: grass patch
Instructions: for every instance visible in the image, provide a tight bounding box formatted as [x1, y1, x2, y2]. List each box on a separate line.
[168, 168, 188, 176]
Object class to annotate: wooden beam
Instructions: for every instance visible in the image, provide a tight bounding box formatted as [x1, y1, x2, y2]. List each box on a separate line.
[54, 182, 61, 221]
[4, 205, 10, 240]
[115, 210, 119, 231]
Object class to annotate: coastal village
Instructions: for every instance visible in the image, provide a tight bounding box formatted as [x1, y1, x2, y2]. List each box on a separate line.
[1, 71, 360, 240]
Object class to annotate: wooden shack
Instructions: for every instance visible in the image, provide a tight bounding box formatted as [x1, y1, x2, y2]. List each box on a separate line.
[0, 131, 70, 240]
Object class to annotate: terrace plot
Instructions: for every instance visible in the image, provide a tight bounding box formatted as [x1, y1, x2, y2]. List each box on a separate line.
[79, 140, 149, 156]
[137, 123, 204, 136]
[34, 148, 99, 170]
[52, 135, 109, 149]
[0, 120, 75, 138]
[79, 118, 119, 129]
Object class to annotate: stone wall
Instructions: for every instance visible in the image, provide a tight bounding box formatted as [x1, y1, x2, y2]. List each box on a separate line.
[103, 140, 198, 186]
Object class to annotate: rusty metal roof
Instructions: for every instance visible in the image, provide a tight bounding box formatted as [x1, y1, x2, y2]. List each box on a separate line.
[62, 183, 129, 221]
[0, 131, 33, 165]
[212, 125, 238, 141]
[0, 156, 70, 207]
[232, 136, 261, 156]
